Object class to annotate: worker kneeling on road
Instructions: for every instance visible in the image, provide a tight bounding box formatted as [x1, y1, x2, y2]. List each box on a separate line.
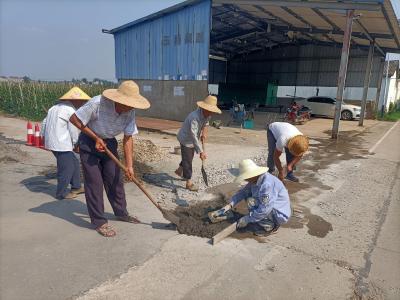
[210, 159, 291, 236]
[69, 81, 150, 237]
[175, 95, 222, 191]
[41, 87, 90, 199]
[267, 122, 309, 182]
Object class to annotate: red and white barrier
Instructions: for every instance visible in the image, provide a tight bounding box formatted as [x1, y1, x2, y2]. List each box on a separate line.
[34, 123, 40, 147]
[26, 121, 33, 146]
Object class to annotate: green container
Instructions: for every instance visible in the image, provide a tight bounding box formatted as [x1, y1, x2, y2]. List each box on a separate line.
[243, 120, 254, 129]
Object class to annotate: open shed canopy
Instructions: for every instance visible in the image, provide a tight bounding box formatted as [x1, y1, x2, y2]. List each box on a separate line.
[210, 0, 400, 58]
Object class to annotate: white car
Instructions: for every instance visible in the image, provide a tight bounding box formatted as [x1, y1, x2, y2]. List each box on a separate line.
[298, 96, 362, 120]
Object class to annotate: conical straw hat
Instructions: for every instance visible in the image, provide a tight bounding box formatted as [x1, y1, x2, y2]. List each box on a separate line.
[234, 159, 268, 182]
[59, 87, 91, 101]
[197, 95, 222, 114]
[287, 135, 309, 156]
[102, 80, 150, 109]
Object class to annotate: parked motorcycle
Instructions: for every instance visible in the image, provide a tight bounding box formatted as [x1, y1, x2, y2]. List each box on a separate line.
[284, 106, 312, 124]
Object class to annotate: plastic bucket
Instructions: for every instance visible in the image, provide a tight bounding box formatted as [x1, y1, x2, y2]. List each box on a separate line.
[243, 120, 254, 129]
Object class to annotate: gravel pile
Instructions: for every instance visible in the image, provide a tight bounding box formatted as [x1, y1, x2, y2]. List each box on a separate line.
[118, 138, 170, 181]
[0, 140, 28, 164]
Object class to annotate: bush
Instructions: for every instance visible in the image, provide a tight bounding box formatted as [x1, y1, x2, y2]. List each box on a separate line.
[388, 102, 395, 113]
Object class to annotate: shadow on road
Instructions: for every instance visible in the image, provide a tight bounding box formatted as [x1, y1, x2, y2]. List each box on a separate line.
[20, 175, 57, 198]
[142, 172, 180, 189]
[29, 199, 93, 229]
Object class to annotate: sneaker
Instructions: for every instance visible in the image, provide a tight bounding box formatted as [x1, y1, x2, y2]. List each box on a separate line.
[285, 172, 299, 182]
[71, 187, 85, 195]
[64, 192, 77, 200]
[186, 184, 199, 192]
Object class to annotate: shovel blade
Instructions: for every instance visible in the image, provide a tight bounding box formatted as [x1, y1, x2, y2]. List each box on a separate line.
[162, 210, 180, 226]
[201, 165, 209, 186]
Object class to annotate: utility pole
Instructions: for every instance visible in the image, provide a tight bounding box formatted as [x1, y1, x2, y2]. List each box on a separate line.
[359, 40, 375, 126]
[332, 10, 354, 139]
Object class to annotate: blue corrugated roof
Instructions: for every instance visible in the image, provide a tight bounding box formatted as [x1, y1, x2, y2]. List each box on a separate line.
[108, 0, 206, 34]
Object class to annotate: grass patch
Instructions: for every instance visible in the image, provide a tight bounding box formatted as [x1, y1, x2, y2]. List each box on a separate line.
[377, 109, 400, 122]
[381, 110, 400, 121]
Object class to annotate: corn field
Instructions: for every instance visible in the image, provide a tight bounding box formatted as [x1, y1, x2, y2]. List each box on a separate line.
[0, 81, 116, 121]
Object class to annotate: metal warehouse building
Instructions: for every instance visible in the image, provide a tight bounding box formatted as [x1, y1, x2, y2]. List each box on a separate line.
[104, 0, 400, 132]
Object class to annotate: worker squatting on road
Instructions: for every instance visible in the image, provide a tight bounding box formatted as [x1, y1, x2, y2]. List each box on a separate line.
[209, 159, 291, 236]
[69, 80, 151, 237]
[175, 95, 222, 191]
[40, 87, 90, 200]
[267, 122, 309, 182]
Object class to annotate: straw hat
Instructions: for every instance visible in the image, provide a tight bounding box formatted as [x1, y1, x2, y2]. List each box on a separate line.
[103, 80, 150, 109]
[59, 87, 91, 101]
[287, 135, 309, 156]
[234, 159, 268, 183]
[197, 95, 222, 114]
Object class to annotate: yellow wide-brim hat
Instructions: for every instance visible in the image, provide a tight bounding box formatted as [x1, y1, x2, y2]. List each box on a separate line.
[103, 80, 150, 110]
[59, 87, 91, 101]
[234, 159, 268, 183]
[287, 135, 309, 156]
[197, 95, 222, 114]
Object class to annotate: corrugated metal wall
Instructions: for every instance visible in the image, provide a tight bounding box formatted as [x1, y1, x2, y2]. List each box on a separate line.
[114, 0, 211, 81]
[227, 45, 382, 88]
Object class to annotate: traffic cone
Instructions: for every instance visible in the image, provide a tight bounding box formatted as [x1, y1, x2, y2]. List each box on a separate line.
[34, 123, 40, 147]
[26, 121, 33, 146]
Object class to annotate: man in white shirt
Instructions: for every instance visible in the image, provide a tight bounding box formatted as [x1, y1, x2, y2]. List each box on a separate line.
[267, 122, 309, 182]
[41, 87, 90, 199]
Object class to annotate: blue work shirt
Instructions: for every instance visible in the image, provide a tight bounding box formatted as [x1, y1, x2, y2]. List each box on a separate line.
[229, 173, 291, 224]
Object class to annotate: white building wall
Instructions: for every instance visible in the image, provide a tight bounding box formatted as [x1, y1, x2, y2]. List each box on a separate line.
[378, 70, 399, 110]
[277, 86, 377, 101]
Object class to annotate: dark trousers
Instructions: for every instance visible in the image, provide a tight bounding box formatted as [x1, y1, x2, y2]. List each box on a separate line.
[267, 129, 294, 173]
[79, 134, 128, 227]
[179, 144, 195, 180]
[52, 151, 81, 199]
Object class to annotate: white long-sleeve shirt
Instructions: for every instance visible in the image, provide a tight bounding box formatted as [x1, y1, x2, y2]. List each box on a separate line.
[41, 101, 79, 152]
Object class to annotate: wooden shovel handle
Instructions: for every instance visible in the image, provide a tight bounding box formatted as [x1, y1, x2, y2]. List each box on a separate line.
[103, 147, 163, 211]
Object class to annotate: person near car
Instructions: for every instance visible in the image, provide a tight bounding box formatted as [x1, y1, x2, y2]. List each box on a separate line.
[41, 87, 89, 199]
[267, 122, 309, 182]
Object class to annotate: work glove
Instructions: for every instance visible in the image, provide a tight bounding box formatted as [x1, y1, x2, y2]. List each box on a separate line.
[213, 204, 232, 218]
[236, 216, 249, 229]
[208, 204, 232, 223]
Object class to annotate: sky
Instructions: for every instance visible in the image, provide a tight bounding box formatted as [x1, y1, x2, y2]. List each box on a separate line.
[0, 0, 184, 81]
[0, 0, 399, 81]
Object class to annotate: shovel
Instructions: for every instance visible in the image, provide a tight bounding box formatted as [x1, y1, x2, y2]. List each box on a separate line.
[201, 141, 209, 186]
[103, 147, 180, 225]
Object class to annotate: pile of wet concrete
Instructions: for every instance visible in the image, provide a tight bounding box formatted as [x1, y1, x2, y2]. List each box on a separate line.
[172, 195, 231, 238]
[164, 183, 243, 238]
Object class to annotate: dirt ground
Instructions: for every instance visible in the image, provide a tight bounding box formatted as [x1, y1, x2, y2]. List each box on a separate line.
[1, 115, 399, 300]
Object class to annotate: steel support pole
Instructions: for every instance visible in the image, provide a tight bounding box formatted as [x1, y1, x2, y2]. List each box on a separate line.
[332, 10, 354, 139]
[359, 41, 375, 126]
[375, 59, 385, 115]
[382, 57, 390, 117]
